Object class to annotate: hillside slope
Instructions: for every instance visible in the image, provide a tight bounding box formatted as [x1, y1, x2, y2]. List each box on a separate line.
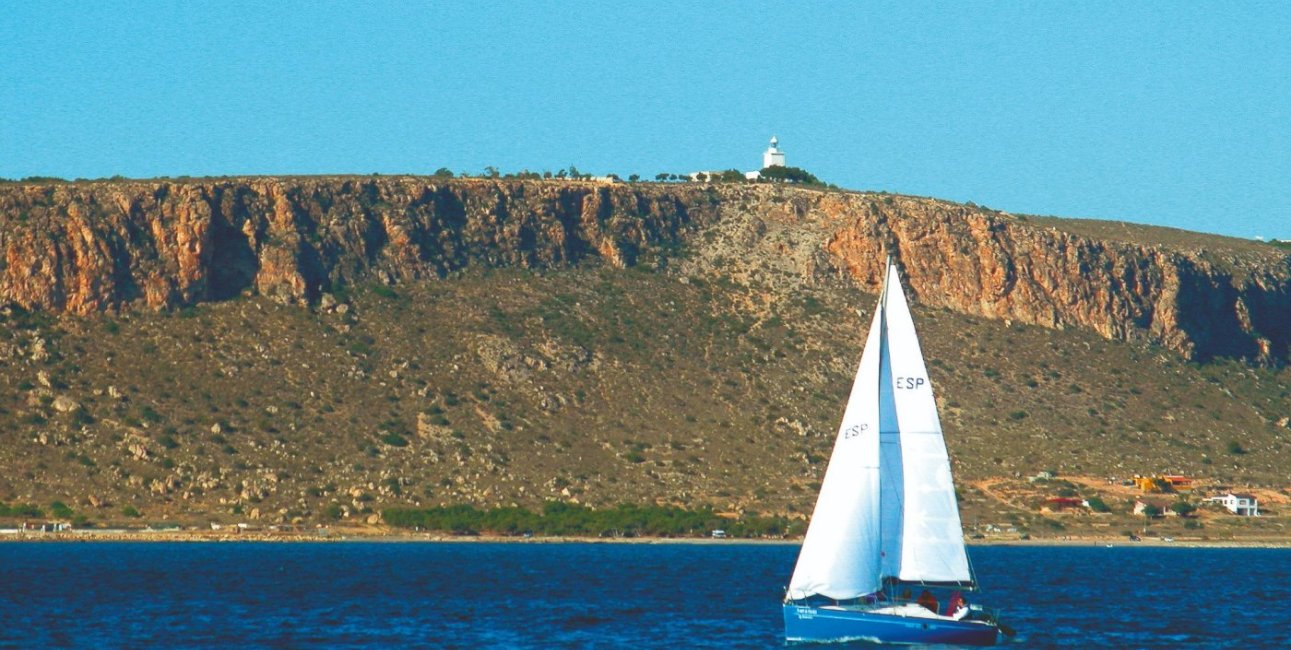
[0, 177, 1288, 534]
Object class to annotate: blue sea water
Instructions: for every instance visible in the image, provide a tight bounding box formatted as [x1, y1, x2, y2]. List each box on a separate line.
[0, 542, 1287, 649]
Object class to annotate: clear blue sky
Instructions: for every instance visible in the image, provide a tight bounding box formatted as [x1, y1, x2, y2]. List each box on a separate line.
[3, 2, 1288, 239]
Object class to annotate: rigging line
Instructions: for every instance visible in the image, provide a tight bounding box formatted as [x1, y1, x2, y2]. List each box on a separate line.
[963, 540, 982, 593]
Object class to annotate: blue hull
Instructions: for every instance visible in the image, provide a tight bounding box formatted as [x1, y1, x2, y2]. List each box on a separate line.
[783, 604, 999, 646]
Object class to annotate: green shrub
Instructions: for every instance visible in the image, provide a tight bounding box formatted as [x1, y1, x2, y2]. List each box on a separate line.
[1085, 497, 1111, 513]
[380, 432, 409, 447]
[758, 165, 824, 186]
[0, 502, 43, 518]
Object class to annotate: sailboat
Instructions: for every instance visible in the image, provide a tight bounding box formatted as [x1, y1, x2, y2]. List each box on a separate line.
[783, 258, 1003, 646]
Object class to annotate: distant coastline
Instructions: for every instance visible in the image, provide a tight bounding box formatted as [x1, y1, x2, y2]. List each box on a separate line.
[4, 529, 1290, 548]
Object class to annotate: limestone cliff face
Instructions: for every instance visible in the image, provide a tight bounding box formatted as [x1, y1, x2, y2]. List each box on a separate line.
[1, 178, 1288, 363]
[676, 186, 1290, 364]
[0, 178, 715, 313]
[814, 194, 1291, 363]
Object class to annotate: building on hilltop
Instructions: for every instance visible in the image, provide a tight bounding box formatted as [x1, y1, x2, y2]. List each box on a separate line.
[763, 135, 785, 168]
[744, 135, 786, 180]
[689, 136, 790, 182]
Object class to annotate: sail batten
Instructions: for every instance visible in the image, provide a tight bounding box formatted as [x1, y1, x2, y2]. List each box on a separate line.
[787, 259, 973, 601]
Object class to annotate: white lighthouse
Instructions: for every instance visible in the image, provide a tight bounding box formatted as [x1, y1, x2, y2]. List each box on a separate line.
[762, 135, 786, 169]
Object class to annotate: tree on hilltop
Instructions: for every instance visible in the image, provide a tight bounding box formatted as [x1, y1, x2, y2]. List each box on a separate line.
[759, 165, 823, 186]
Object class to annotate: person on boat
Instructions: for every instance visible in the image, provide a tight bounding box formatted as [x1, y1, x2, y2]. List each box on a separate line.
[945, 591, 966, 618]
[916, 589, 938, 613]
[899, 588, 912, 602]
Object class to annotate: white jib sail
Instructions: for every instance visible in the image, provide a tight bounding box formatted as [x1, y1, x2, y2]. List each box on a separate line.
[881, 262, 973, 585]
[786, 305, 885, 601]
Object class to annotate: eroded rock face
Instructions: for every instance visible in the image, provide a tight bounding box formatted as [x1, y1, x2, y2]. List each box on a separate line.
[816, 194, 1291, 363]
[0, 178, 709, 313]
[0, 178, 1288, 363]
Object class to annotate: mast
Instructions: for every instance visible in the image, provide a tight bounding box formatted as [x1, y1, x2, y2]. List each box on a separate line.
[876, 255, 889, 582]
[877, 258, 904, 581]
[879, 255, 892, 304]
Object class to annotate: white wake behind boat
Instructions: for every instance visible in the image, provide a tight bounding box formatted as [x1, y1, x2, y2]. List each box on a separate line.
[782, 258, 1004, 646]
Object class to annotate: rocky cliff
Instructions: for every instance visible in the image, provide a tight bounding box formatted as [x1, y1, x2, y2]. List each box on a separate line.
[0, 178, 716, 313]
[1, 177, 1288, 363]
[815, 194, 1291, 363]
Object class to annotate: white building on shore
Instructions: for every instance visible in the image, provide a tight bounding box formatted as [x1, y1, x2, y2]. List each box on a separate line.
[1209, 492, 1260, 516]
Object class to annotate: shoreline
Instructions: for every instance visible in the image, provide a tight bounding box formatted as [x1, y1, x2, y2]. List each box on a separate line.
[3, 529, 1291, 548]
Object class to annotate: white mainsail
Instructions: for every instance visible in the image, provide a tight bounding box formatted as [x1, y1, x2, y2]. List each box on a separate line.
[787, 259, 972, 602]
[881, 262, 973, 585]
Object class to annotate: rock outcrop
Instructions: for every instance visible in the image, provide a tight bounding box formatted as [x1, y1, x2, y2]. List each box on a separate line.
[815, 194, 1291, 363]
[0, 178, 714, 313]
[1, 177, 1288, 363]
